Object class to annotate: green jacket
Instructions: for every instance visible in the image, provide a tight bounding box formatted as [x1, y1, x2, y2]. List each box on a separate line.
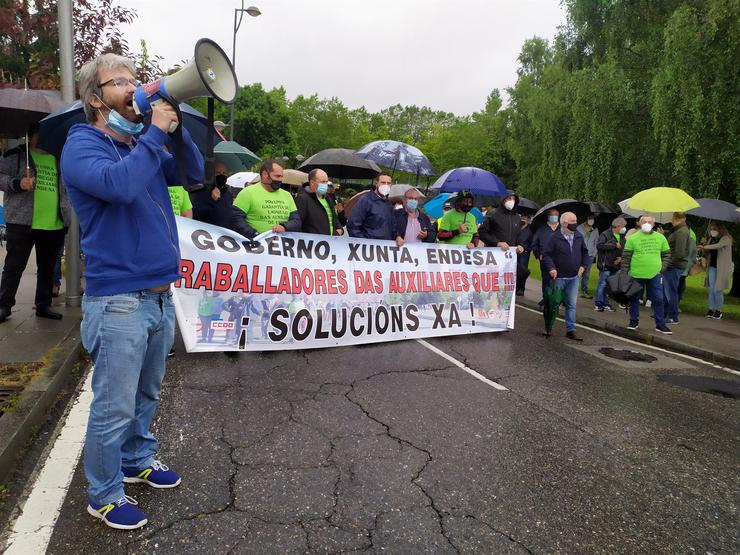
[667, 223, 691, 270]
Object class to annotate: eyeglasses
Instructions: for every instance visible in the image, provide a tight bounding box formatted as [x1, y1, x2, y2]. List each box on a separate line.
[97, 77, 140, 89]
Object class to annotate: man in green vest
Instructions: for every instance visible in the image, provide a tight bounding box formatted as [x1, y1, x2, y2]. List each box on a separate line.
[0, 125, 70, 322]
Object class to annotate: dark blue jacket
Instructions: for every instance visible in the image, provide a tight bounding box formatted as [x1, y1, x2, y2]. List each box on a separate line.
[531, 224, 560, 259]
[347, 191, 394, 240]
[392, 209, 436, 243]
[61, 124, 204, 295]
[543, 230, 589, 278]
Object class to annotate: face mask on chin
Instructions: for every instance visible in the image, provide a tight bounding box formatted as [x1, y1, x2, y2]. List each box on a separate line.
[269, 180, 283, 191]
[96, 97, 143, 137]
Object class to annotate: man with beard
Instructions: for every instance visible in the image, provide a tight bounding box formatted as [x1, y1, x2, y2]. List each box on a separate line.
[436, 191, 480, 248]
[230, 159, 301, 239]
[190, 161, 233, 228]
[61, 53, 204, 529]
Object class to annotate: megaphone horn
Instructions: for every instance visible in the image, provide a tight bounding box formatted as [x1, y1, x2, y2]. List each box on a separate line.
[133, 38, 238, 118]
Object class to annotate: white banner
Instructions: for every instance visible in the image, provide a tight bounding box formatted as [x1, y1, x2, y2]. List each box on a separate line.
[172, 217, 517, 352]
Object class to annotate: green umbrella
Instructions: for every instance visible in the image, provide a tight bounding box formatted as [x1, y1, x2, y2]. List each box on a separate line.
[542, 284, 566, 336]
[214, 141, 260, 173]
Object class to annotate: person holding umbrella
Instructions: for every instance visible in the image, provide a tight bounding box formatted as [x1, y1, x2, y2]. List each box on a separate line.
[60, 53, 204, 530]
[531, 208, 560, 305]
[0, 123, 71, 323]
[436, 191, 480, 248]
[698, 223, 733, 319]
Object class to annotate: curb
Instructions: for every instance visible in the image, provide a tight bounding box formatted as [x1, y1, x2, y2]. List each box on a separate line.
[0, 327, 83, 482]
[516, 297, 740, 371]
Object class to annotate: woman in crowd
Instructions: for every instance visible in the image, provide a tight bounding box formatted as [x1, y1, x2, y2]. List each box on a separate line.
[698, 223, 733, 319]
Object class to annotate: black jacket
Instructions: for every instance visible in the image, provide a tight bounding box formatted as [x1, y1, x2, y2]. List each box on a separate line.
[392, 210, 436, 243]
[517, 225, 533, 254]
[596, 229, 623, 271]
[543, 230, 589, 278]
[479, 201, 522, 247]
[531, 224, 559, 259]
[295, 186, 341, 235]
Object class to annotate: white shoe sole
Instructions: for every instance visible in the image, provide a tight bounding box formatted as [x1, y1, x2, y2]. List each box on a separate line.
[655, 329, 673, 335]
[123, 476, 182, 488]
[87, 505, 147, 530]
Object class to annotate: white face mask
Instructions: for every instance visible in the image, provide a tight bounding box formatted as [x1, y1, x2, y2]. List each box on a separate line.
[709, 230, 719, 238]
[641, 223, 653, 233]
[378, 184, 391, 197]
[619, 227, 627, 234]
[587, 219, 594, 226]
[504, 200, 515, 211]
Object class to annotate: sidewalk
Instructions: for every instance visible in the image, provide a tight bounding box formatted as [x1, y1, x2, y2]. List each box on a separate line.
[0, 246, 82, 481]
[517, 277, 740, 371]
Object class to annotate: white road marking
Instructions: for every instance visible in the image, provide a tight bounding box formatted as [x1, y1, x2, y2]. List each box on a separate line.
[4, 370, 93, 555]
[416, 339, 508, 391]
[517, 304, 740, 377]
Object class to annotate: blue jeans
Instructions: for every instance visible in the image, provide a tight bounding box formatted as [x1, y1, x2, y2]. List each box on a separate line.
[707, 266, 724, 310]
[629, 275, 665, 326]
[555, 276, 579, 332]
[663, 268, 682, 321]
[580, 256, 594, 294]
[82, 289, 175, 504]
[595, 269, 616, 308]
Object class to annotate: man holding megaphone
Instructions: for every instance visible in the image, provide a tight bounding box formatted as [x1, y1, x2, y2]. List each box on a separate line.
[60, 53, 205, 531]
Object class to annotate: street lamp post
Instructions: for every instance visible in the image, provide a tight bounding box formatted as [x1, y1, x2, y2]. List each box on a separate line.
[230, 3, 261, 141]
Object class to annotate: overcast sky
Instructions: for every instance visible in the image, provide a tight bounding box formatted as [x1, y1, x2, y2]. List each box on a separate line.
[119, 0, 566, 116]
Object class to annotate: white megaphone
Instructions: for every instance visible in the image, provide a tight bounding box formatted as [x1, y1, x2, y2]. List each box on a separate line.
[133, 38, 238, 132]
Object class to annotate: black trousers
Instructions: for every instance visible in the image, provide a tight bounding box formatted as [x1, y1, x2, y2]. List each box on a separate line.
[0, 224, 66, 310]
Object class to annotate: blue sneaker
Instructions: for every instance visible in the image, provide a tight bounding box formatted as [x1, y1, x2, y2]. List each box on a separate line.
[123, 460, 181, 489]
[87, 495, 147, 530]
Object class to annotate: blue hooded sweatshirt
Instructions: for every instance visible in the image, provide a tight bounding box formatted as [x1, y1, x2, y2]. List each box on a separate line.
[61, 124, 204, 295]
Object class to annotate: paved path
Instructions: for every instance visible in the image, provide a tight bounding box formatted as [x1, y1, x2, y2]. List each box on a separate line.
[6, 309, 737, 554]
[518, 276, 740, 369]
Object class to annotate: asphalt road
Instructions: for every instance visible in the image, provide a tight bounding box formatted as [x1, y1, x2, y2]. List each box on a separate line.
[44, 308, 739, 554]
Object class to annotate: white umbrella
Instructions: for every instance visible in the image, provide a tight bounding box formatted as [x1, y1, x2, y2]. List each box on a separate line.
[227, 172, 259, 189]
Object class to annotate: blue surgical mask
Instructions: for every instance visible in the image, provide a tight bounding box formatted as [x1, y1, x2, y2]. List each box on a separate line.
[406, 199, 418, 211]
[99, 104, 144, 136]
[548, 215, 559, 224]
[316, 182, 328, 196]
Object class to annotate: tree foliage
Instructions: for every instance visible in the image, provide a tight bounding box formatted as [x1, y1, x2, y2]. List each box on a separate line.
[0, 0, 161, 88]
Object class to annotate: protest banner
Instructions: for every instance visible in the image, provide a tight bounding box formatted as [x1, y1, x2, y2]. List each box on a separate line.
[172, 217, 516, 352]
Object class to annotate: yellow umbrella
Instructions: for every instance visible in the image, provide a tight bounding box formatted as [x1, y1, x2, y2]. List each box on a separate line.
[622, 187, 699, 223]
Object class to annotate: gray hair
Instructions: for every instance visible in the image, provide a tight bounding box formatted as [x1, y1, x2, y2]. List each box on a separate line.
[560, 211, 576, 225]
[78, 53, 136, 123]
[611, 217, 627, 228]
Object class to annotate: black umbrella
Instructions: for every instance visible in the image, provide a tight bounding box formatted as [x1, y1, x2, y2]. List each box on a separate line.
[0, 88, 64, 139]
[531, 199, 590, 229]
[687, 199, 740, 223]
[299, 148, 381, 180]
[586, 201, 616, 215]
[489, 191, 540, 214]
[38, 100, 220, 158]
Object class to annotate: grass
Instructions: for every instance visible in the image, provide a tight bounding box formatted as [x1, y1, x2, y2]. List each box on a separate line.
[527, 257, 740, 321]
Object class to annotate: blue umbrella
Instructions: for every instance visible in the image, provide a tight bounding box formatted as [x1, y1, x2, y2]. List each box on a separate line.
[38, 101, 221, 158]
[355, 140, 435, 177]
[430, 167, 507, 197]
[422, 192, 484, 224]
[687, 199, 740, 223]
